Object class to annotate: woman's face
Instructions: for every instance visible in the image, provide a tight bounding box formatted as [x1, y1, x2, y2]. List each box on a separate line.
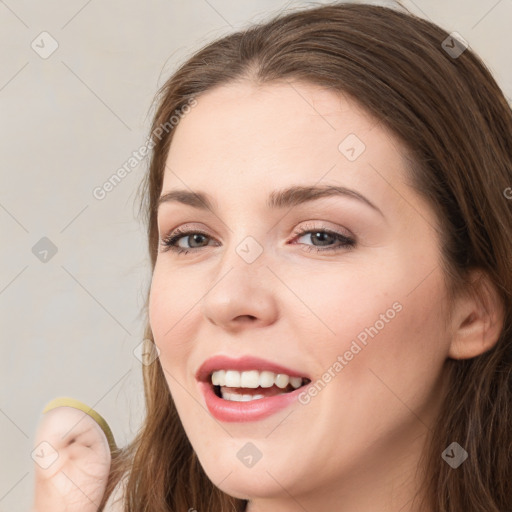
[149, 81, 453, 509]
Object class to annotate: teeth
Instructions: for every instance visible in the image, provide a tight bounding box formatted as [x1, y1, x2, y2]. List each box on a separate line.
[224, 370, 241, 387]
[259, 371, 275, 388]
[211, 370, 225, 386]
[221, 391, 265, 402]
[211, 369, 305, 389]
[289, 376, 302, 388]
[240, 370, 259, 388]
[275, 374, 290, 389]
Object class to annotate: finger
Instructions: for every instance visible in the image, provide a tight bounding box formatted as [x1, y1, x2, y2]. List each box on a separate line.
[41, 397, 117, 452]
[32, 398, 116, 478]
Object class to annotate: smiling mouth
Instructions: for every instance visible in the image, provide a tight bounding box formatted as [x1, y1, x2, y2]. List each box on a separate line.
[210, 369, 311, 402]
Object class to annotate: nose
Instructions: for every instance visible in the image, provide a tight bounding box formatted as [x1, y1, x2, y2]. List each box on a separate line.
[200, 251, 279, 333]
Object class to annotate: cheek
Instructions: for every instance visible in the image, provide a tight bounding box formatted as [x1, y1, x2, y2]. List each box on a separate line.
[325, 272, 450, 426]
[148, 266, 196, 369]
[301, 260, 450, 398]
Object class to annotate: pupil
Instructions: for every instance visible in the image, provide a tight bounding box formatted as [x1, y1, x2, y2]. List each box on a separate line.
[314, 232, 332, 246]
[190, 234, 206, 247]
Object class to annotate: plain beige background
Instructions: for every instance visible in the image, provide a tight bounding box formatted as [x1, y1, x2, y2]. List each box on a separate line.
[0, 0, 510, 510]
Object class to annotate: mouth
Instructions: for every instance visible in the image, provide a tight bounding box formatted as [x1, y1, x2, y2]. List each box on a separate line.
[195, 355, 312, 421]
[210, 369, 312, 402]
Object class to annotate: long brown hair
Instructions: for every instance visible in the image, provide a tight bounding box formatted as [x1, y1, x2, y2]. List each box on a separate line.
[99, 3, 512, 511]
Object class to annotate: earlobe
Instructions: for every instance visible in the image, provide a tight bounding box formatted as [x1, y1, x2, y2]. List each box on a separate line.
[447, 270, 505, 360]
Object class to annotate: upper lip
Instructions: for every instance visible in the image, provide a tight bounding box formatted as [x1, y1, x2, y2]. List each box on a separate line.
[195, 355, 310, 383]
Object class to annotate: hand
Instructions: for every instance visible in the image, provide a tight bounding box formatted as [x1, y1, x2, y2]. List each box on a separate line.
[32, 399, 114, 512]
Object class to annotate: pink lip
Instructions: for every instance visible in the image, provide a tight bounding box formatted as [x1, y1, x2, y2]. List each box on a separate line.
[195, 355, 311, 423]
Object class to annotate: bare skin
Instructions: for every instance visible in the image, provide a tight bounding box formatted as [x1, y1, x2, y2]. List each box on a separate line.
[31, 81, 504, 511]
[150, 81, 504, 512]
[32, 406, 111, 511]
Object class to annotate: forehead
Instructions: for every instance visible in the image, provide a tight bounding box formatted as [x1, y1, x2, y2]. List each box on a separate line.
[162, 81, 414, 216]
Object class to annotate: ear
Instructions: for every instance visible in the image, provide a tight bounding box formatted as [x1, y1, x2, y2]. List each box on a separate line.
[448, 269, 505, 360]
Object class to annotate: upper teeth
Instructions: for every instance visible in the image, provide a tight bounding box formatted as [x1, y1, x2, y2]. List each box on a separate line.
[211, 369, 303, 389]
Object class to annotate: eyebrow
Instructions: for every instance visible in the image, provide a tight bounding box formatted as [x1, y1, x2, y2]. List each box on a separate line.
[157, 185, 384, 217]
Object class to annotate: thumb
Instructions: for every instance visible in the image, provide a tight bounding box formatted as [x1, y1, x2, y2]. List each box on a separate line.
[32, 397, 116, 512]
[40, 397, 117, 453]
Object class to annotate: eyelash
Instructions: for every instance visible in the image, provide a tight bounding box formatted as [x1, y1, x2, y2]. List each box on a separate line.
[159, 222, 356, 256]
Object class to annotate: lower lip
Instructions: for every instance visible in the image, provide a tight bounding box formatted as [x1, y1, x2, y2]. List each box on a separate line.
[198, 381, 304, 422]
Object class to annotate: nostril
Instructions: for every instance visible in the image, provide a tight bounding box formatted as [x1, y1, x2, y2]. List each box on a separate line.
[235, 315, 257, 323]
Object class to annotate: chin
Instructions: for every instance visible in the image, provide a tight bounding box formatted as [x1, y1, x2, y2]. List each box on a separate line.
[208, 472, 286, 501]
[197, 449, 308, 501]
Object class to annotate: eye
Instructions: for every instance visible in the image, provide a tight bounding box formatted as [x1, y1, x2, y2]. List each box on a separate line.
[159, 226, 214, 255]
[290, 222, 356, 253]
[159, 222, 356, 255]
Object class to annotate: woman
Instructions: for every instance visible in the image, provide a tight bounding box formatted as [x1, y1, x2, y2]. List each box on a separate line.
[32, 2, 512, 511]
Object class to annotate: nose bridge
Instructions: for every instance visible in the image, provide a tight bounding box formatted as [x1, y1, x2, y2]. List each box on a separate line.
[200, 221, 279, 328]
[218, 208, 273, 267]
[214, 227, 270, 290]
[233, 232, 267, 266]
